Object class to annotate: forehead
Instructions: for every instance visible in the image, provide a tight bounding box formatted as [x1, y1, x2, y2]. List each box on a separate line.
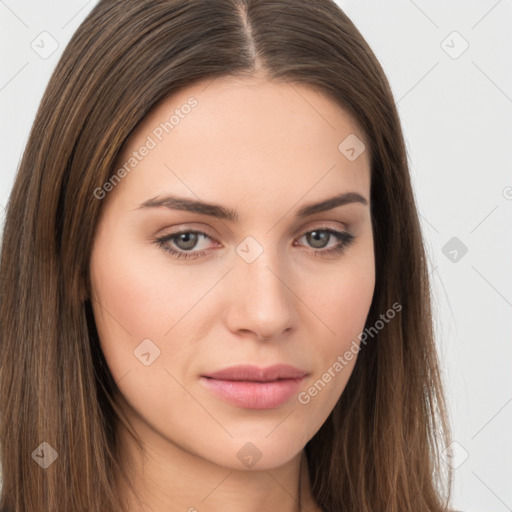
[112, 75, 370, 211]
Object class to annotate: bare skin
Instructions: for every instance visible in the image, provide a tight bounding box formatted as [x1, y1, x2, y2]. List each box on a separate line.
[89, 73, 375, 512]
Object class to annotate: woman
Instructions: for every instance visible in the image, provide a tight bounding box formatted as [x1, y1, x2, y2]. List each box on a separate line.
[0, 0, 453, 510]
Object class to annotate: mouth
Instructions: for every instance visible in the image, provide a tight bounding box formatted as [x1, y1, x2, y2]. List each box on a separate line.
[200, 364, 308, 410]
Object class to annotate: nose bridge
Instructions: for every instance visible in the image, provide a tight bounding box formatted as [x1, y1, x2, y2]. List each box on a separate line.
[229, 236, 294, 337]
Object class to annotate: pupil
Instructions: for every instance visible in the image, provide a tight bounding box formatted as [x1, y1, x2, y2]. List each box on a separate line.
[177, 233, 198, 250]
[309, 231, 328, 249]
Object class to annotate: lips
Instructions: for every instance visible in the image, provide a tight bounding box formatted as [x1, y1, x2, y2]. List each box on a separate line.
[200, 364, 308, 410]
[202, 364, 307, 382]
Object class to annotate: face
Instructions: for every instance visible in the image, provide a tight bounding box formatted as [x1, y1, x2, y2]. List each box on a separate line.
[89, 75, 375, 472]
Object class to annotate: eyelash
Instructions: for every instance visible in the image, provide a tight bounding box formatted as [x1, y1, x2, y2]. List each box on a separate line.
[154, 227, 355, 260]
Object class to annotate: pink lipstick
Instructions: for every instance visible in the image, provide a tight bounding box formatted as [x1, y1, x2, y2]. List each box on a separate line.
[200, 364, 307, 409]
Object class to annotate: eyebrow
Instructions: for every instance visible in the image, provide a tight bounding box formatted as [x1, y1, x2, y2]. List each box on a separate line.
[137, 192, 368, 221]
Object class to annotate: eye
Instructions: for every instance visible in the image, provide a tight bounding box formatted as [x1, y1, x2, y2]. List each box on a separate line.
[294, 228, 355, 257]
[155, 230, 217, 260]
[154, 227, 355, 260]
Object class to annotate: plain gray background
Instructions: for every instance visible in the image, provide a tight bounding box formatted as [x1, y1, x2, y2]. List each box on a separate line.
[1, 1, 511, 510]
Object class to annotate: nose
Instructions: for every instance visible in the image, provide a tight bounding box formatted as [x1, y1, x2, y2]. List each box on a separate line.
[224, 248, 295, 342]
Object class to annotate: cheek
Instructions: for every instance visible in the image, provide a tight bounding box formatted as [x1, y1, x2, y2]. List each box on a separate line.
[299, 248, 375, 404]
[331, 271, 374, 340]
[89, 231, 223, 384]
[89, 234, 175, 378]
[313, 249, 375, 348]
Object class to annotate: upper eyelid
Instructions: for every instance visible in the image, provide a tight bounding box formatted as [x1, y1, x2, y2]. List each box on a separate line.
[159, 219, 349, 239]
[159, 225, 350, 247]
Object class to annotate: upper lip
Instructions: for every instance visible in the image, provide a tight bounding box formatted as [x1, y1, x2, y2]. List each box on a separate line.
[202, 364, 307, 382]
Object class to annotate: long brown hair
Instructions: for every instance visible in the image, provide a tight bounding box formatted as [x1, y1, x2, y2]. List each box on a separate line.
[0, 0, 452, 510]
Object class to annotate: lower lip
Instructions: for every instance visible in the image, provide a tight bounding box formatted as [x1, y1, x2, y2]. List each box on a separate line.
[200, 376, 305, 409]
